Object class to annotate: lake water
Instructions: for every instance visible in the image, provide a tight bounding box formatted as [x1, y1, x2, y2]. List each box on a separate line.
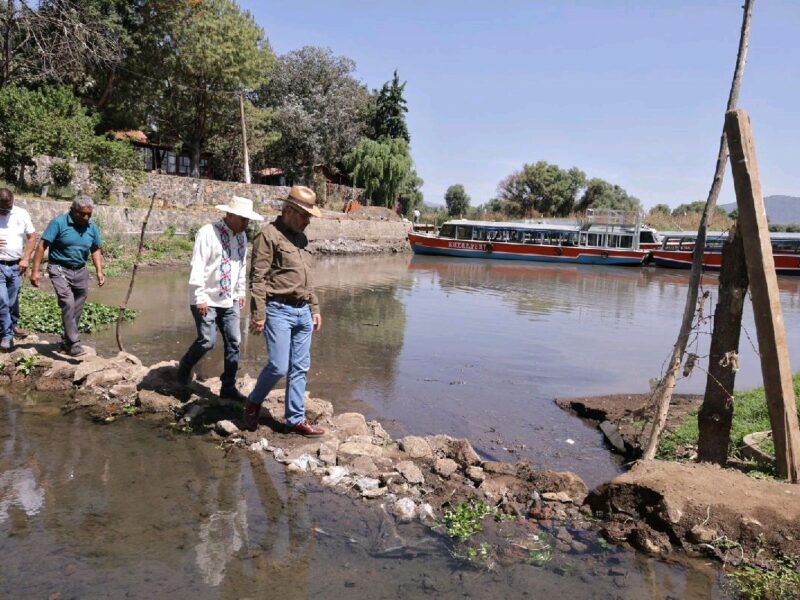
[4, 253, 799, 598]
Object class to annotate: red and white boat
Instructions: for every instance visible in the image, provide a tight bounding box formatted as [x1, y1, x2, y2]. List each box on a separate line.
[408, 211, 659, 267]
[651, 232, 800, 275]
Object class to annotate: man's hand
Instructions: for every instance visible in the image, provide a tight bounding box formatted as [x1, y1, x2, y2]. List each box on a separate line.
[97, 272, 106, 287]
[18, 258, 28, 276]
[313, 313, 322, 332]
[30, 270, 41, 288]
[250, 319, 265, 335]
[239, 296, 246, 309]
[196, 303, 208, 317]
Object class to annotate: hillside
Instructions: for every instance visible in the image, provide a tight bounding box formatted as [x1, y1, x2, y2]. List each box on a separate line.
[719, 195, 800, 225]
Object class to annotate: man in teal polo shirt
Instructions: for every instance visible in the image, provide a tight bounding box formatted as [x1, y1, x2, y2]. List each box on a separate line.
[30, 197, 105, 356]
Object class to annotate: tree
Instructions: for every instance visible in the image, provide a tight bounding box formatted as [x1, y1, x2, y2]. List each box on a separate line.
[127, 0, 273, 177]
[576, 178, 641, 213]
[0, 84, 137, 181]
[497, 161, 586, 217]
[369, 70, 409, 142]
[259, 46, 369, 183]
[0, 0, 126, 89]
[649, 203, 671, 215]
[397, 169, 423, 217]
[444, 184, 470, 217]
[346, 137, 411, 207]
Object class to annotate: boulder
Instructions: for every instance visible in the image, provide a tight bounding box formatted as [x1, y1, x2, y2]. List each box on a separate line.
[85, 368, 125, 388]
[306, 397, 334, 422]
[332, 412, 370, 437]
[393, 498, 417, 522]
[318, 439, 340, 466]
[136, 389, 180, 413]
[395, 461, 425, 485]
[109, 382, 138, 398]
[337, 442, 383, 464]
[35, 363, 76, 391]
[215, 420, 240, 436]
[351, 455, 379, 477]
[400, 436, 433, 459]
[466, 466, 486, 483]
[517, 464, 588, 503]
[434, 458, 459, 478]
[73, 357, 109, 384]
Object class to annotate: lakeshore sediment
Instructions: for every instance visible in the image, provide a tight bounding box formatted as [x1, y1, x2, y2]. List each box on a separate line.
[5, 337, 799, 571]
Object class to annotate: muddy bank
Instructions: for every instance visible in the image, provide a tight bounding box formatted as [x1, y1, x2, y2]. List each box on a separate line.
[7, 339, 798, 571]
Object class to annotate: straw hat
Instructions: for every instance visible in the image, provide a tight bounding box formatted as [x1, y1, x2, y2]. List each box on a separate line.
[285, 185, 322, 218]
[215, 196, 264, 221]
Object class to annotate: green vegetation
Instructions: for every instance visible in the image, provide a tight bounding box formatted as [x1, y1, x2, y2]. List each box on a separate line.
[728, 555, 800, 600]
[495, 161, 587, 218]
[15, 354, 38, 376]
[657, 373, 800, 466]
[440, 499, 502, 543]
[18, 288, 136, 335]
[526, 533, 553, 566]
[101, 229, 194, 278]
[346, 137, 412, 207]
[452, 542, 496, 571]
[445, 184, 471, 217]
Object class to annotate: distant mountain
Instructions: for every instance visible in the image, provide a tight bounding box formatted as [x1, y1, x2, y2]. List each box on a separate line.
[719, 195, 800, 225]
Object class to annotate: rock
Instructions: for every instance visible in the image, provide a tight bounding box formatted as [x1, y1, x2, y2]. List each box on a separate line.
[249, 438, 272, 452]
[351, 456, 379, 477]
[318, 439, 340, 466]
[73, 358, 108, 383]
[541, 491, 573, 504]
[448, 438, 482, 467]
[355, 477, 381, 493]
[345, 435, 374, 445]
[483, 461, 518, 476]
[570, 540, 589, 553]
[109, 382, 138, 398]
[479, 475, 528, 502]
[434, 458, 459, 478]
[215, 420, 240, 436]
[362, 487, 388, 499]
[395, 461, 425, 485]
[417, 503, 436, 525]
[518, 466, 589, 504]
[321, 466, 349, 487]
[368, 420, 390, 440]
[332, 412, 370, 437]
[337, 441, 383, 463]
[599, 420, 627, 454]
[629, 527, 670, 556]
[393, 497, 417, 522]
[400, 436, 433, 459]
[115, 351, 142, 367]
[84, 368, 124, 388]
[136, 390, 180, 412]
[35, 363, 76, 391]
[689, 524, 717, 544]
[655, 497, 684, 525]
[306, 397, 334, 422]
[466, 466, 486, 483]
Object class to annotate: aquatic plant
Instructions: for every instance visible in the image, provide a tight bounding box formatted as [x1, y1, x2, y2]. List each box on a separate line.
[727, 555, 800, 600]
[18, 288, 136, 334]
[15, 354, 38, 376]
[453, 542, 496, 571]
[526, 533, 553, 566]
[440, 499, 501, 543]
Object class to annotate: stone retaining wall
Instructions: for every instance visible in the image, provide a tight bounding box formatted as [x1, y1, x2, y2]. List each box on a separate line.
[15, 197, 412, 247]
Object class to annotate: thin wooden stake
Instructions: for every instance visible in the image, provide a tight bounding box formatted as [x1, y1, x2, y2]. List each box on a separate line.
[725, 108, 800, 482]
[643, 0, 754, 459]
[116, 193, 157, 352]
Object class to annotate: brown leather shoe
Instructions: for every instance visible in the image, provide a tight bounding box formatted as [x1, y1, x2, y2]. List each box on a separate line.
[289, 420, 325, 437]
[243, 402, 261, 431]
[13, 326, 29, 339]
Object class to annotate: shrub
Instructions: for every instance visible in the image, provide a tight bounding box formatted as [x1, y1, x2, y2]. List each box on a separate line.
[49, 161, 74, 187]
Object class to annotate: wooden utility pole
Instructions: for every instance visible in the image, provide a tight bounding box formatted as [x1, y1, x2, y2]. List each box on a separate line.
[239, 93, 251, 184]
[643, 0, 754, 459]
[697, 223, 748, 464]
[725, 108, 800, 482]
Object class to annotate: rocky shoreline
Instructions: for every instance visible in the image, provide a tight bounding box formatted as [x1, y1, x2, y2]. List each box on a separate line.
[5, 338, 799, 572]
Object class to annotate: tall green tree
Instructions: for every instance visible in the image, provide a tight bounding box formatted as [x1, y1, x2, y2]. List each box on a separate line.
[497, 161, 586, 217]
[125, 0, 273, 177]
[576, 177, 641, 213]
[444, 184, 470, 217]
[649, 203, 671, 215]
[369, 70, 409, 142]
[397, 169, 424, 217]
[346, 137, 411, 207]
[259, 46, 369, 183]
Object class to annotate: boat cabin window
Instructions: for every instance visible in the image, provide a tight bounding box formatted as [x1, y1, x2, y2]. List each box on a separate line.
[772, 239, 800, 254]
[455, 226, 472, 240]
[439, 225, 455, 238]
[640, 231, 658, 244]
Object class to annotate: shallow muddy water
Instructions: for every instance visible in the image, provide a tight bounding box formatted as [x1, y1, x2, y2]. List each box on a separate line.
[5, 254, 799, 598]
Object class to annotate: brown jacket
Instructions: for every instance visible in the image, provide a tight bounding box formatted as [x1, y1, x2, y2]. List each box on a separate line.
[249, 216, 319, 318]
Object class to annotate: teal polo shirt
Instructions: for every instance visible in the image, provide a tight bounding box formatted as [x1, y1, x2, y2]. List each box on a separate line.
[41, 212, 102, 268]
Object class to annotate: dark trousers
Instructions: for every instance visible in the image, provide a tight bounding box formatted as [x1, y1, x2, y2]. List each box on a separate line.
[47, 264, 89, 347]
[179, 304, 241, 391]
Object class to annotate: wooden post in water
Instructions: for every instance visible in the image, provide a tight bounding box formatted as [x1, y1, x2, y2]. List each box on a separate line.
[724, 108, 800, 482]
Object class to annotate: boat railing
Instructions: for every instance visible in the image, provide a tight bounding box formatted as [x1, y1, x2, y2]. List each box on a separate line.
[582, 208, 642, 227]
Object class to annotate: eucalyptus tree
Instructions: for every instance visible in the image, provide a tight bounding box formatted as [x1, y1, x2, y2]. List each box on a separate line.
[444, 184, 470, 217]
[259, 46, 370, 183]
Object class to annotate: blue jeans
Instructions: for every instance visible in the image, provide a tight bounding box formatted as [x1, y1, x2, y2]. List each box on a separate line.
[179, 304, 241, 391]
[0, 264, 22, 342]
[249, 301, 314, 426]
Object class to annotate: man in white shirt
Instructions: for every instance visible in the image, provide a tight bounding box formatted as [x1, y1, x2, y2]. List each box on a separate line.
[0, 189, 36, 351]
[177, 196, 263, 400]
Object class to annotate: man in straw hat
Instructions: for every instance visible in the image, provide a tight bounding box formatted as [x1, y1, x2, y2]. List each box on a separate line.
[243, 185, 325, 436]
[176, 196, 263, 400]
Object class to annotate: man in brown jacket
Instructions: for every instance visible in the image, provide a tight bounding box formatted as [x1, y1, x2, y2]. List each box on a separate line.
[243, 186, 325, 436]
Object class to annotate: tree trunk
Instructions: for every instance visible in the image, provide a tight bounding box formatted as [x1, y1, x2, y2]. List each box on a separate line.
[2, 0, 13, 86]
[697, 223, 748, 464]
[643, 0, 754, 459]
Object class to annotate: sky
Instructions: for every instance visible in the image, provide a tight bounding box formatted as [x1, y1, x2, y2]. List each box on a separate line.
[238, 1, 800, 210]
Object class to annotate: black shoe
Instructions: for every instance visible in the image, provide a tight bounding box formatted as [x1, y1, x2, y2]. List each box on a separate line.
[68, 344, 87, 357]
[176, 366, 192, 386]
[220, 388, 248, 402]
[0, 337, 13, 352]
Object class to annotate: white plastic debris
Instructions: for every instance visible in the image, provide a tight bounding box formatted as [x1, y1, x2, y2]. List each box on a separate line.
[565, 438, 575, 445]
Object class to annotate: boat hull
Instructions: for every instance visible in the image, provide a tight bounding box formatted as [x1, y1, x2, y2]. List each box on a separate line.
[652, 250, 800, 275]
[408, 233, 648, 266]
